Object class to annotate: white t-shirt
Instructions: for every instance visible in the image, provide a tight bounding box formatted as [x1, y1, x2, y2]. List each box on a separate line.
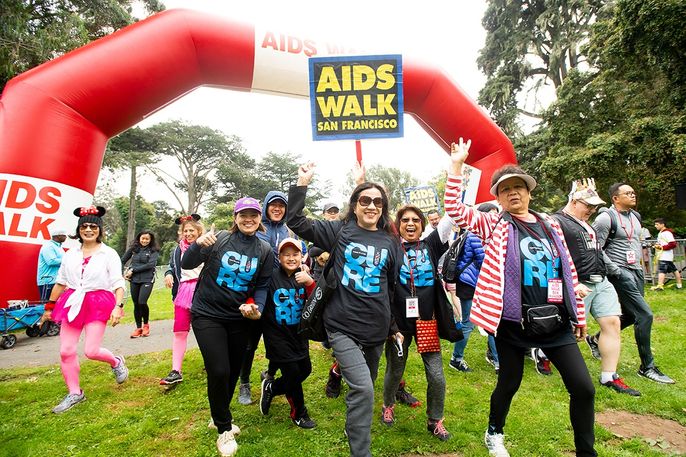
[657, 229, 676, 262]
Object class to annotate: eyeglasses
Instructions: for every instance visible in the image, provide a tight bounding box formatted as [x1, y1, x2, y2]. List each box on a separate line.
[577, 201, 599, 210]
[400, 217, 422, 224]
[619, 191, 636, 197]
[79, 223, 99, 230]
[357, 196, 383, 208]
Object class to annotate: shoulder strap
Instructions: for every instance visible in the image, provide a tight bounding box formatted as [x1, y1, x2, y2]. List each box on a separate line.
[603, 209, 619, 249]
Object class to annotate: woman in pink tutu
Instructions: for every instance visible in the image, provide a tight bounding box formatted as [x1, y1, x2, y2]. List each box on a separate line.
[160, 214, 204, 386]
[48, 206, 128, 414]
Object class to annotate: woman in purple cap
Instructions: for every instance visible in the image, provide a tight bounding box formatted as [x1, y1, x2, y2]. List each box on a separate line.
[181, 197, 274, 457]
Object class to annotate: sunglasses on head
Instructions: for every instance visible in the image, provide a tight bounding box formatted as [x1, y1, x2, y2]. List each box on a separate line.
[357, 196, 384, 208]
[80, 223, 100, 230]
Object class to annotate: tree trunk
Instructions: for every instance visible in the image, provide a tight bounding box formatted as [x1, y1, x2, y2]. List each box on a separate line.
[127, 165, 137, 248]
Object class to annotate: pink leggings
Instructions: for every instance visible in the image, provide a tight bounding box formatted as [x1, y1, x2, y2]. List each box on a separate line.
[59, 320, 117, 394]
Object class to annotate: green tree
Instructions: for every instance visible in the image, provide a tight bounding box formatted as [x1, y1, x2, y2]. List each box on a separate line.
[534, 0, 686, 223]
[105, 126, 160, 248]
[147, 120, 246, 214]
[477, 0, 603, 135]
[1, 0, 164, 91]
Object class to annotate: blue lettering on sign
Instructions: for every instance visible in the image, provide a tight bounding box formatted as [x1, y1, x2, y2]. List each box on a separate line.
[520, 236, 560, 286]
[216, 251, 258, 291]
[341, 242, 388, 293]
[272, 287, 305, 325]
[399, 247, 434, 287]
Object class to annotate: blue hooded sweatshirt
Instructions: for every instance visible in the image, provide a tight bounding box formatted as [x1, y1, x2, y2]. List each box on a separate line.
[257, 190, 291, 256]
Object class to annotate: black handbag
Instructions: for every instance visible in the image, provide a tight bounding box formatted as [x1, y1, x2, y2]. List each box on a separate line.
[441, 229, 469, 283]
[298, 231, 342, 342]
[521, 304, 566, 337]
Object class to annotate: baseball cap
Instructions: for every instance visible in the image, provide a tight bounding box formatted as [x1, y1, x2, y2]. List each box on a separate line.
[323, 202, 339, 212]
[278, 237, 302, 253]
[234, 197, 262, 214]
[569, 178, 605, 206]
[50, 227, 68, 236]
[490, 172, 537, 197]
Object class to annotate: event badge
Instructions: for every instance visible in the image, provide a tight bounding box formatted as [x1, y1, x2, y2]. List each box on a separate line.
[406, 297, 419, 318]
[547, 279, 564, 303]
[626, 250, 637, 265]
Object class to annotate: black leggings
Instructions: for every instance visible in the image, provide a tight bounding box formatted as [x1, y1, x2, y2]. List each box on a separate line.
[489, 338, 596, 457]
[239, 320, 263, 384]
[129, 282, 153, 327]
[192, 316, 249, 434]
[271, 358, 312, 418]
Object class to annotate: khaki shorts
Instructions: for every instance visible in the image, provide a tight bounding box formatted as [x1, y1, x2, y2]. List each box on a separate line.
[582, 278, 621, 319]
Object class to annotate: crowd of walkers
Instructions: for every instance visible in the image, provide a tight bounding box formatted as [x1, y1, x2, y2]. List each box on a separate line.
[42, 137, 678, 457]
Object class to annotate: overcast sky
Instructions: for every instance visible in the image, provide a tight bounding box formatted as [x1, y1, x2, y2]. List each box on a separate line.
[116, 0, 490, 208]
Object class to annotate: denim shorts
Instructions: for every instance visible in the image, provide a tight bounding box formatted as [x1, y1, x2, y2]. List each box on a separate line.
[582, 278, 621, 319]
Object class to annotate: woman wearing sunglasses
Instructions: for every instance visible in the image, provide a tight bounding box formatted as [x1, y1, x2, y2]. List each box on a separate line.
[48, 206, 128, 414]
[287, 162, 403, 457]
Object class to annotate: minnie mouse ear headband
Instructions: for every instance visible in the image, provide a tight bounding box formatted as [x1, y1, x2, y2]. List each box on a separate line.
[175, 214, 201, 225]
[73, 206, 106, 218]
[74, 206, 106, 227]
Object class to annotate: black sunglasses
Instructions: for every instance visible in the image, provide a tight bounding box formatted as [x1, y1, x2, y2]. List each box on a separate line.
[357, 196, 384, 208]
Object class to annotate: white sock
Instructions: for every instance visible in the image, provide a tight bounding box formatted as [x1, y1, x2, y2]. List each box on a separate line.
[600, 372, 615, 383]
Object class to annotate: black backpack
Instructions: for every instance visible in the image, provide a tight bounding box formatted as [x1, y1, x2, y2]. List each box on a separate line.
[603, 208, 642, 249]
[441, 229, 469, 284]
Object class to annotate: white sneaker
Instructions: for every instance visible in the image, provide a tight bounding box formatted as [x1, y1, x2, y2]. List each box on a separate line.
[216, 431, 238, 456]
[208, 418, 241, 435]
[485, 431, 510, 456]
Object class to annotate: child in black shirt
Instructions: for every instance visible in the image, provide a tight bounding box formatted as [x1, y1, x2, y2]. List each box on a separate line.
[259, 237, 317, 428]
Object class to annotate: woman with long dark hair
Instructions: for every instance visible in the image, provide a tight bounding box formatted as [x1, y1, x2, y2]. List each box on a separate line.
[287, 162, 402, 457]
[121, 230, 160, 338]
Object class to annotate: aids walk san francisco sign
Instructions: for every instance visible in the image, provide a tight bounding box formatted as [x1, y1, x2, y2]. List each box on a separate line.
[309, 54, 403, 141]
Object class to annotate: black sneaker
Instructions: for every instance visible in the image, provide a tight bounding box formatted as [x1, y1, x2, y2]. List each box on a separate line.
[292, 412, 316, 429]
[427, 419, 450, 441]
[449, 358, 472, 373]
[585, 334, 602, 360]
[259, 378, 274, 415]
[601, 374, 641, 396]
[638, 366, 675, 384]
[160, 370, 183, 386]
[325, 364, 342, 398]
[531, 349, 552, 376]
[395, 380, 421, 407]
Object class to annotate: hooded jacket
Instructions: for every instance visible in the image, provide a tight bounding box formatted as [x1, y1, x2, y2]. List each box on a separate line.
[257, 190, 291, 255]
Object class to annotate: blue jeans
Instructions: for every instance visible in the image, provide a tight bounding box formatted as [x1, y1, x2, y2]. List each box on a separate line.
[452, 298, 498, 363]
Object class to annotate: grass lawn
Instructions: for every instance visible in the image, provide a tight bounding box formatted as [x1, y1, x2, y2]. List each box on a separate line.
[1, 287, 684, 456]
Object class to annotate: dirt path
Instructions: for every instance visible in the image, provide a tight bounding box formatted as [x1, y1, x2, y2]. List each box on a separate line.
[0, 319, 196, 369]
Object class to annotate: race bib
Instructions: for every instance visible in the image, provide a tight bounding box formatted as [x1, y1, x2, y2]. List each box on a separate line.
[405, 297, 419, 318]
[547, 278, 564, 304]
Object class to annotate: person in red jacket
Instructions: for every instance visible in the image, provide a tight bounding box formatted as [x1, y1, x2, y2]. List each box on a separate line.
[651, 218, 683, 291]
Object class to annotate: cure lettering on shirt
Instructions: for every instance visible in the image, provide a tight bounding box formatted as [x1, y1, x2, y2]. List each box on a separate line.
[342, 242, 388, 293]
[273, 287, 305, 325]
[520, 236, 560, 286]
[399, 248, 434, 287]
[216, 251, 258, 291]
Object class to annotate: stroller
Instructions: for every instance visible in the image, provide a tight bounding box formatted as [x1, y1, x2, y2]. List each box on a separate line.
[1, 300, 60, 349]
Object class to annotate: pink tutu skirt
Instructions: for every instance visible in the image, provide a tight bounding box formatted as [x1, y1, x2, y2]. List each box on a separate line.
[173, 279, 197, 310]
[53, 289, 116, 327]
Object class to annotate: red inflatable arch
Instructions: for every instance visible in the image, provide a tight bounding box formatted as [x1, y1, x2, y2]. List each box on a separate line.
[0, 9, 515, 305]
